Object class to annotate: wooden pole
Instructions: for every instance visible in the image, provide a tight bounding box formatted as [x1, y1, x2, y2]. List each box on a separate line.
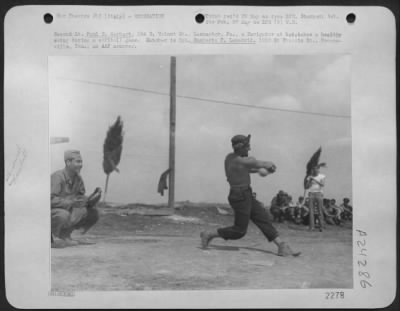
[168, 56, 176, 209]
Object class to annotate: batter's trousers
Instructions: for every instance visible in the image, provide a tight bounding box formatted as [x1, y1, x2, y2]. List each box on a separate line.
[218, 187, 279, 242]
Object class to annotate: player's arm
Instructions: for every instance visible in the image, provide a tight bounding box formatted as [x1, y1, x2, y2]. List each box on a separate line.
[238, 156, 276, 172]
[77, 176, 86, 195]
[51, 174, 75, 210]
[304, 176, 312, 189]
[310, 176, 325, 186]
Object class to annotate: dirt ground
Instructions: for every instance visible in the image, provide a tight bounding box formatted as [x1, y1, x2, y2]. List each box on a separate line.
[51, 203, 353, 291]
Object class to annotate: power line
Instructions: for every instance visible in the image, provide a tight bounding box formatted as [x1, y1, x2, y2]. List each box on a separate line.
[59, 78, 168, 97]
[58, 77, 351, 119]
[178, 94, 350, 119]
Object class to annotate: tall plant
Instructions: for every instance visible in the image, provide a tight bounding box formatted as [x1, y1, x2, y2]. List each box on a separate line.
[302, 146, 327, 200]
[103, 116, 124, 202]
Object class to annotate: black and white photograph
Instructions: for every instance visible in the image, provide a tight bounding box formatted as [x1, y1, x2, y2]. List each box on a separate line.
[4, 5, 396, 308]
[50, 54, 353, 291]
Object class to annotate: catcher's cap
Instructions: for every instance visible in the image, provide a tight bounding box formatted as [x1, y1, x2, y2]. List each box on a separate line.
[64, 150, 81, 161]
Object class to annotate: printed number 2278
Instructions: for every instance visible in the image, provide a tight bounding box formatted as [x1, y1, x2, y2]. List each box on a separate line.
[325, 292, 344, 299]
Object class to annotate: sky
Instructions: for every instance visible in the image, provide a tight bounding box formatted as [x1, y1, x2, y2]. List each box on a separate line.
[49, 54, 352, 205]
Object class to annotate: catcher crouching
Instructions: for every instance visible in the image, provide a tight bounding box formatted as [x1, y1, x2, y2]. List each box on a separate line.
[51, 150, 102, 248]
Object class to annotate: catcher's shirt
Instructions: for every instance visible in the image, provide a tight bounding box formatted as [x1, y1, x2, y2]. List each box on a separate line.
[51, 168, 86, 209]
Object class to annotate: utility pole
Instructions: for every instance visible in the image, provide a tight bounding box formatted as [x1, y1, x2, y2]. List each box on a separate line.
[168, 56, 176, 209]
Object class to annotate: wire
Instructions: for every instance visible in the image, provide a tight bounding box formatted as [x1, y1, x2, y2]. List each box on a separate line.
[178, 94, 350, 119]
[58, 77, 351, 119]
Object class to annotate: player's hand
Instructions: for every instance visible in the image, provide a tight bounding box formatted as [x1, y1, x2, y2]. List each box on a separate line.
[87, 189, 102, 207]
[267, 163, 276, 173]
[88, 193, 100, 203]
[72, 197, 88, 208]
[93, 192, 101, 200]
[258, 168, 269, 177]
[63, 198, 76, 211]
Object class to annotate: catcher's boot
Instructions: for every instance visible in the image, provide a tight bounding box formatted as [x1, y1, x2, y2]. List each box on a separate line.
[277, 242, 301, 257]
[51, 238, 67, 249]
[63, 237, 79, 247]
[200, 231, 214, 249]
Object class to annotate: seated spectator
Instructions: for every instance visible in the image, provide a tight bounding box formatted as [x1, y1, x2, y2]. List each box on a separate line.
[323, 198, 336, 225]
[296, 198, 310, 225]
[284, 195, 296, 222]
[331, 199, 343, 225]
[270, 192, 282, 222]
[294, 196, 304, 224]
[340, 198, 353, 221]
[278, 192, 291, 221]
[270, 190, 288, 222]
[295, 196, 304, 209]
[323, 199, 342, 225]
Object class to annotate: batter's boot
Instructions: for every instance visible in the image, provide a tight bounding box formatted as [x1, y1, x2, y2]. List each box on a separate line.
[200, 231, 214, 249]
[277, 242, 301, 257]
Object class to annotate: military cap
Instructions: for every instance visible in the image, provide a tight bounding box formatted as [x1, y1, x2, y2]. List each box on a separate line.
[231, 134, 251, 149]
[64, 150, 81, 161]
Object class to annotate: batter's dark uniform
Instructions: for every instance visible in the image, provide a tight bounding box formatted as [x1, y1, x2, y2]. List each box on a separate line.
[217, 154, 279, 242]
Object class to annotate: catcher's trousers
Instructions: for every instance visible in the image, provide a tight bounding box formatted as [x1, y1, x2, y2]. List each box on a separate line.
[218, 187, 279, 242]
[51, 206, 99, 239]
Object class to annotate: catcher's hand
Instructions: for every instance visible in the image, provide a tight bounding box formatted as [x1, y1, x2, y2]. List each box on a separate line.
[87, 188, 102, 208]
[71, 196, 88, 209]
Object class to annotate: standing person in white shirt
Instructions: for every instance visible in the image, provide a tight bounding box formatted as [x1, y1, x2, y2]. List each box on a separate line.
[305, 166, 326, 231]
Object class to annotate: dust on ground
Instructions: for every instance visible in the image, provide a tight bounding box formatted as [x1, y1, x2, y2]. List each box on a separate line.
[51, 202, 353, 291]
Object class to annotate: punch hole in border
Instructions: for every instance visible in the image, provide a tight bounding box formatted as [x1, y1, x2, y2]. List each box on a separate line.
[44, 13, 53, 24]
[195, 13, 205, 24]
[346, 13, 356, 24]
